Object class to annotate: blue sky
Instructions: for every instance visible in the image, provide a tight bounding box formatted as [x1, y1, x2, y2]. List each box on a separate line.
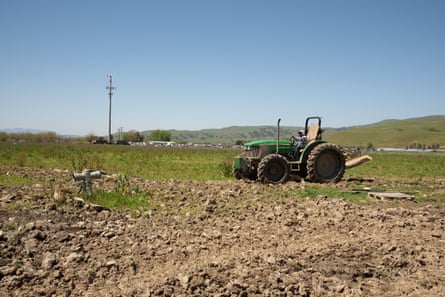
[1, 0, 444, 136]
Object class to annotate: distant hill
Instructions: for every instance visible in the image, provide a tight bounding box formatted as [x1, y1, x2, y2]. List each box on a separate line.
[324, 115, 445, 148]
[141, 115, 445, 148]
[5, 115, 443, 148]
[142, 126, 337, 145]
[0, 128, 48, 134]
[171, 126, 306, 144]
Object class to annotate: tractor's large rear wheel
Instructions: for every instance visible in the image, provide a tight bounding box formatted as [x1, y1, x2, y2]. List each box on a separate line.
[258, 154, 289, 184]
[306, 143, 345, 183]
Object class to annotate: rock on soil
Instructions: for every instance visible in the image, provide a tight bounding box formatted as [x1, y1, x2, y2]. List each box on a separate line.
[1, 166, 445, 296]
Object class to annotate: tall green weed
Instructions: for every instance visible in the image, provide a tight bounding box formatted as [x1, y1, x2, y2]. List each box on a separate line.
[1, 143, 444, 180]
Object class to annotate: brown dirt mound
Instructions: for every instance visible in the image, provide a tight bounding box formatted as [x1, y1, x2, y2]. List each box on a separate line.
[1, 166, 444, 296]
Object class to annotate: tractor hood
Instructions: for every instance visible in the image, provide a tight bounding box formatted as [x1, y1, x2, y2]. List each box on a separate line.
[244, 139, 290, 147]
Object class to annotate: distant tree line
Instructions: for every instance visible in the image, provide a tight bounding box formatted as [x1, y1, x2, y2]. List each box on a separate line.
[1, 131, 442, 150]
[0, 129, 173, 144]
[406, 143, 441, 150]
[122, 130, 144, 142]
[149, 130, 172, 142]
[87, 129, 172, 143]
[0, 132, 70, 143]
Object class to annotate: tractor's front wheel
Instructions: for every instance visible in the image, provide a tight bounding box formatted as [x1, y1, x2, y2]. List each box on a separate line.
[306, 143, 345, 183]
[258, 154, 289, 184]
[233, 167, 242, 180]
[233, 167, 257, 181]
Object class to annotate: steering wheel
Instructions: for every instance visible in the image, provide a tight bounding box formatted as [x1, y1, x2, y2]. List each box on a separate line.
[289, 136, 297, 145]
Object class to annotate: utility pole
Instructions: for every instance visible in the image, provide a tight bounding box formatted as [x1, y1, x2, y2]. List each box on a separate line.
[106, 74, 116, 144]
[118, 127, 124, 141]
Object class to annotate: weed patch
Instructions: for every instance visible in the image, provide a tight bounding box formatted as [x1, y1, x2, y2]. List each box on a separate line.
[0, 175, 34, 188]
[85, 190, 152, 217]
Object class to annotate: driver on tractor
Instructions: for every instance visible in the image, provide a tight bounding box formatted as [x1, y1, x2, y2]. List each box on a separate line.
[292, 130, 307, 158]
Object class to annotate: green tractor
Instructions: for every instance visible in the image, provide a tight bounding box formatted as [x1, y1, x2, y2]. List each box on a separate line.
[233, 116, 369, 184]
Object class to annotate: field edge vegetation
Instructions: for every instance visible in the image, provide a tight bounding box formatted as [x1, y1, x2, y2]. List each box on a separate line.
[1, 143, 444, 211]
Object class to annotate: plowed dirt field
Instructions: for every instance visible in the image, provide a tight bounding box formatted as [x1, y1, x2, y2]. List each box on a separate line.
[1, 166, 444, 296]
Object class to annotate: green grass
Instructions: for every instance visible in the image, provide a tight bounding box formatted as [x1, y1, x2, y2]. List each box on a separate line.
[296, 186, 371, 204]
[0, 174, 35, 187]
[85, 190, 152, 217]
[1, 142, 444, 210]
[346, 151, 445, 179]
[1, 143, 444, 180]
[0, 143, 238, 180]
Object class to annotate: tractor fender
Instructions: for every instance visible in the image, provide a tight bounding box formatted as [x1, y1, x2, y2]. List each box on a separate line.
[299, 140, 327, 163]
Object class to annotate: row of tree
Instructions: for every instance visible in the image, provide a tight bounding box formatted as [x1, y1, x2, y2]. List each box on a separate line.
[87, 130, 172, 143]
[0, 130, 172, 143]
[364, 142, 442, 150]
[0, 132, 68, 143]
[1, 131, 442, 149]
[406, 143, 441, 150]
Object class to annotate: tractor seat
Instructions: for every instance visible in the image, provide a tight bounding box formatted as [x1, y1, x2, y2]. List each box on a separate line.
[306, 124, 320, 142]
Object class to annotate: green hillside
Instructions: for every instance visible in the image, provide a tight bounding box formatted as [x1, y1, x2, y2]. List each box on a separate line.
[171, 126, 301, 144]
[143, 115, 445, 148]
[324, 115, 445, 148]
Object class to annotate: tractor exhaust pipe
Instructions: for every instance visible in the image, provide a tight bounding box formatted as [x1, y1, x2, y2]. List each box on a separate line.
[276, 118, 281, 154]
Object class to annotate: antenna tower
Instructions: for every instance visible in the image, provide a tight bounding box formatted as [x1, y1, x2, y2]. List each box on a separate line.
[106, 74, 116, 144]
